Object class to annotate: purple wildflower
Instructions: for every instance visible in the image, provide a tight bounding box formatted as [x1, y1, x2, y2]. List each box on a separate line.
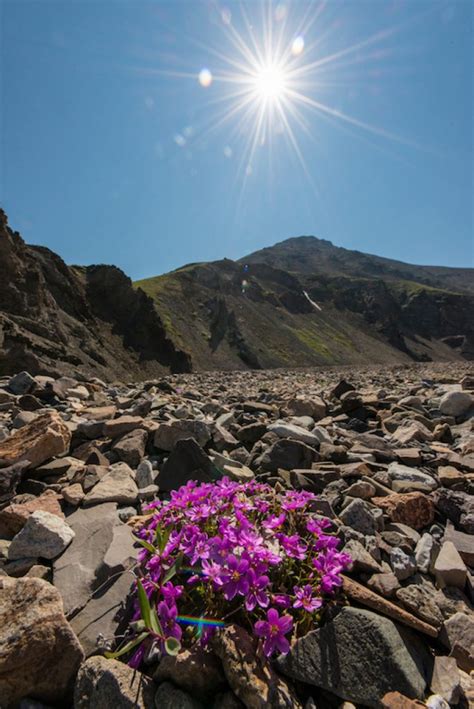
[219, 554, 250, 599]
[254, 608, 293, 656]
[245, 569, 270, 611]
[293, 585, 323, 612]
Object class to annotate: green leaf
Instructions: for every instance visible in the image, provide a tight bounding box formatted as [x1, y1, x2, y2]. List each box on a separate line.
[149, 605, 163, 636]
[162, 553, 184, 585]
[104, 631, 149, 660]
[164, 637, 181, 656]
[133, 535, 156, 555]
[137, 579, 152, 630]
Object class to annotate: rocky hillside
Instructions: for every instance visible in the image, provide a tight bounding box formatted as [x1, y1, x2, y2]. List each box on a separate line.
[0, 363, 473, 706]
[0, 210, 191, 379]
[136, 238, 474, 370]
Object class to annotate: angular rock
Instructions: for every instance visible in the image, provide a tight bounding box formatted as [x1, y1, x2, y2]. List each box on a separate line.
[367, 571, 401, 598]
[112, 428, 148, 467]
[430, 656, 462, 705]
[374, 492, 435, 530]
[135, 459, 154, 489]
[212, 624, 301, 708]
[74, 656, 155, 708]
[433, 541, 467, 589]
[343, 539, 382, 573]
[443, 522, 474, 565]
[286, 396, 326, 419]
[388, 463, 437, 493]
[83, 462, 138, 506]
[0, 489, 64, 538]
[434, 489, 474, 534]
[0, 577, 84, 706]
[440, 611, 474, 672]
[102, 415, 144, 439]
[0, 411, 71, 469]
[259, 438, 317, 471]
[158, 438, 221, 492]
[390, 547, 416, 581]
[396, 585, 444, 628]
[53, 502, 134, 617]
[62, 483, 85, 506]
[8, 371, 37, 395]
[415, 533, 439, 574]
[339, 498, 377, 535]
[154, 419, 211, 451]
[268, 422, 322, 447]
[8, 510, 75, 560]
[277, 607, 431, 707]
[154, 646, 226, 699]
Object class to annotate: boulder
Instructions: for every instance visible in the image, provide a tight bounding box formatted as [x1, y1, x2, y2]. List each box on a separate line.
[439, 391, 473, 418]
[0, 577, 84, 706]
[277, 607, 431, 707]
[8, 510, 75, 560]
[74, 656, 155, 708]
[0, 411, 71, 469]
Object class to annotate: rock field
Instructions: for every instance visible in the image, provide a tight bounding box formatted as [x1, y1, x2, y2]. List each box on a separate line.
[0, 362, 473, 708]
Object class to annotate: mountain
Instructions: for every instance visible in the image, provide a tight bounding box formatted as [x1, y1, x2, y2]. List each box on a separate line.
[135, 237, 474, 370]
[0, 210, 191, 379]
[1, 207, 472, 379]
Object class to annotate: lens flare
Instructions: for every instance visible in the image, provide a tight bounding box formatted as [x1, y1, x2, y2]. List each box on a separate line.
[253, 63, 287, 100]
[198, 68, 213, 87]
[291, 36, 305, 56]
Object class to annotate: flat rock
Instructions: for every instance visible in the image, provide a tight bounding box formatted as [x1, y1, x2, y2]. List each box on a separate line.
[0, 411, 71, 469]
[8, 510, 75, 560]
[268, 421, 322, 447]
[74, 655, 155, 708]
[277, 607, 432, 707]
[83, 462, 138, 506]
[102, 415, 144, 439]
[430, 656, 462, 704]
[53, 502, 134, 617]
[388, 462, 437, 493]
[259, 438, 317, 471]
[396, 585, 444, 628]
[443, 522, 474, 565]
[0, 577, 84, 706]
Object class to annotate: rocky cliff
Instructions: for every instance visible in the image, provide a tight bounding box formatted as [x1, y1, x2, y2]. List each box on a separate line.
[0, 210, 191, 379]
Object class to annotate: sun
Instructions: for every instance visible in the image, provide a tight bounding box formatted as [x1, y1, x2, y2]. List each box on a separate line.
[253, 63, 288, 101]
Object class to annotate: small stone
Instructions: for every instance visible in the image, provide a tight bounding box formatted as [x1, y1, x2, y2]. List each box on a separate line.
[367, 571, 400, 598]
[374, 492, 435, 530]
[136, 459, 154, 489]
[414, 533, 438, 574]
[343, 539, 382, 573]
[8, 510, 75, 560]
[437, 466, 464, 487]
[339, 498, 377, 535]
[381, 692, 426, 709]
[344, 481, 376, 499]
[390, 547, 416, 581]
[112, 428, 147, 467]
[74, 656, 155, 708]
[268, 421, 323, 447]
[433, 541, 467, 589]
[62, 483, 85, 506]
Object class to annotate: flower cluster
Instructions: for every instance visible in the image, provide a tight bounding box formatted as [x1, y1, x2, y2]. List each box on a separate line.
[108, 478, 351, 667]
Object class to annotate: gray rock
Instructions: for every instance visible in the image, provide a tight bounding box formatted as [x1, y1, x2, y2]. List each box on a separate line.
[343, 539, 382, 573]
[434, 489, 474, 534]
[83, 462, 138, 506]
[388, 463, 438, 493]
[158, 438, 221, 492]
[8, 510, 75, 560]
[339, 499, 377, 535]
[395, 585, 444, 627]
[277, 607, 431, 707]
[259, 438, 317, 472]
[268, 422, 322, 447]
[430, 656, 462, 705]
[153, 646, 226, 699]
[70, 570, 133, 656]
[53, 503, 134, 617]
[154, 682, 203, 709]
[8, 371, 37, 395]
[439, 391, 473, 418]
[390, 547, 417, 580]
[74, 656, 155, 708]
[136, 459, 154, 489]
[154, 419, 211, 451]
[443, 521, 474, 565]
[415, 533, 439, 574]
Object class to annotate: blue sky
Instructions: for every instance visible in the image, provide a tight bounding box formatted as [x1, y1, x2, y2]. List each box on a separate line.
[2, 0, 472, 280]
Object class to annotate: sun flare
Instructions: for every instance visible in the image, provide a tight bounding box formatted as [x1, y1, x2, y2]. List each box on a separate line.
[253, 63, 288, 101]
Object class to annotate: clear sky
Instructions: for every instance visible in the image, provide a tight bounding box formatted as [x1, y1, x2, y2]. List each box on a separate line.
[2, 0, 472, 280]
